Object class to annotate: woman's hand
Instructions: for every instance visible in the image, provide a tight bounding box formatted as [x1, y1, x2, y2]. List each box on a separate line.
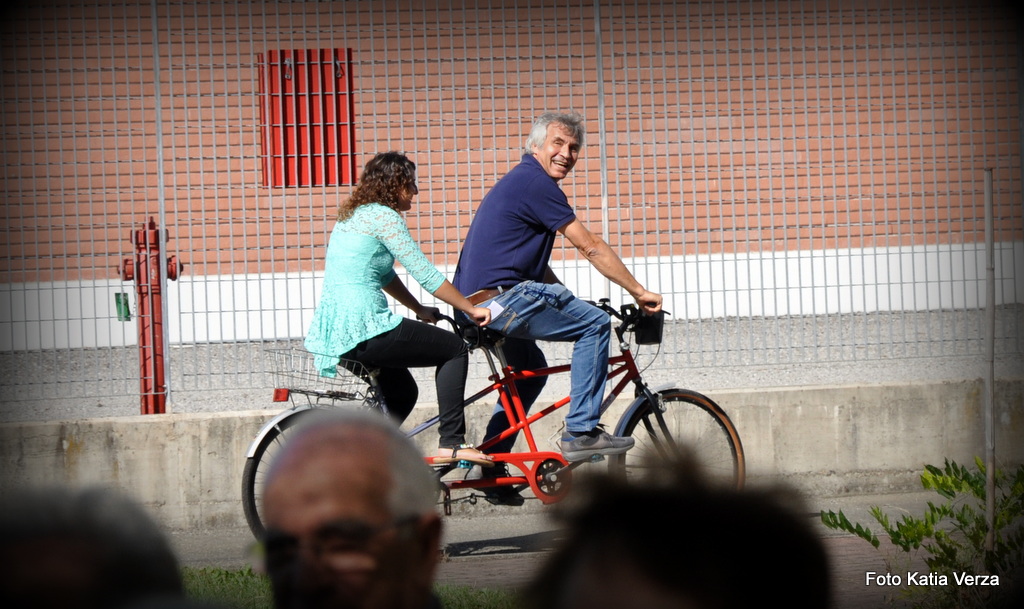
[430, 281, 492, 327]
[415, 306, 443, 324]
[466, 306, 491, 327]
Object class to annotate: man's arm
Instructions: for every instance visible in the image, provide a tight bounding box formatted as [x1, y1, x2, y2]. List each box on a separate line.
[559, 218, 663, 313]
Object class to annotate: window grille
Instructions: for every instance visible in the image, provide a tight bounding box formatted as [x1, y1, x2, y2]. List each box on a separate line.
[258, 48, 356, 188]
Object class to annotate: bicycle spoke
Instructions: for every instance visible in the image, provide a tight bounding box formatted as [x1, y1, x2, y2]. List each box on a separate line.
[613, 390, 744, 488]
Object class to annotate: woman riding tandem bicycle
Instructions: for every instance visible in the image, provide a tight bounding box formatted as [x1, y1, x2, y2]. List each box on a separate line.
[303, 151, 494, 466]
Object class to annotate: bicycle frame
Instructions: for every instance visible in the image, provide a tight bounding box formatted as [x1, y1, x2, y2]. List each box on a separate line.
[413, 318, 657, 507]
[242, 301, 743, 536]
[477, 351, 647, 452]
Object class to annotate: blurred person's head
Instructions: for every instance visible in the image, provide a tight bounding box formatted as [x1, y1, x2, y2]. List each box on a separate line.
[521, 455, 831, 609]
[261, 409, 441, 609]
[0, 485, 183, 609]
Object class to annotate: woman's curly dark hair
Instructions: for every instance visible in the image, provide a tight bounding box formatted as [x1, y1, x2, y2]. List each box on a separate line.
[337, 152, 417, 221]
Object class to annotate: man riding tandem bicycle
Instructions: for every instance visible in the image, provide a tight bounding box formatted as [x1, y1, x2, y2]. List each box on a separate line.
[242, 112, 746, 537]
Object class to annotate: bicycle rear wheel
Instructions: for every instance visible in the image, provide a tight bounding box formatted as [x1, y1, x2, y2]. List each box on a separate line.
[611, 389, 745, 488]
[241, 409, 317, 538]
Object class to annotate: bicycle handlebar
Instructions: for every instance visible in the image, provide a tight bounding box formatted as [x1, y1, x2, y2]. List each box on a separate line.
[586, 299, 658, 342]
[435, 313, 459, 332]
[441, 298, 664, 347]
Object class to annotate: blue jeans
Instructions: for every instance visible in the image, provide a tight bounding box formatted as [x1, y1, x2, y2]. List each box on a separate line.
[488, 281, 611, 433]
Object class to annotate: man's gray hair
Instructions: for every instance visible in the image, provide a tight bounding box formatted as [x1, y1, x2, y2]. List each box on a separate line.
[269, 408, 439, 519]
[525, 111, 586, 152]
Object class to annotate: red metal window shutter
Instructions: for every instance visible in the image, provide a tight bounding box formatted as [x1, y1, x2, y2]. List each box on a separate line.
[258, 48, 356, 188]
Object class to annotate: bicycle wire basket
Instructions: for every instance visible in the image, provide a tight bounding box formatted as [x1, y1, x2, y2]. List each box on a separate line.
[266, 348, 373, 404]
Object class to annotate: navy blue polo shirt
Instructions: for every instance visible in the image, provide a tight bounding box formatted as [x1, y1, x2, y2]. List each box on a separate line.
[454, 155, 576, 294]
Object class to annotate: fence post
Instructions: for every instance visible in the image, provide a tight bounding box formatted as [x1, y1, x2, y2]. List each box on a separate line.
[117, 217, 184, 414]
[983, 168, 995, 551]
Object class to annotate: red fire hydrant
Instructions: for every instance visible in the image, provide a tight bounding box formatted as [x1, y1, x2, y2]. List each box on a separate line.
[117, 217, 184, 414]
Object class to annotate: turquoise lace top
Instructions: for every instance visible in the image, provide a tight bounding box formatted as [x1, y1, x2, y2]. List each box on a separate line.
[304, 203, 446, 376]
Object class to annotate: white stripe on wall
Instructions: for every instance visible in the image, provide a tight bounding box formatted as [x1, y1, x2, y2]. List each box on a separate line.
[0, 241, 1020, 351]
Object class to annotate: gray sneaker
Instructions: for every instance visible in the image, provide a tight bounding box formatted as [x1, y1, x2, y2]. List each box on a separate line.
[560, 428, 635, 462]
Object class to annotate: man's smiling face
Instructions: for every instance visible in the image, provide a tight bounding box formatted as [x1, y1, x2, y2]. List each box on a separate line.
[531, 122, 580, 181]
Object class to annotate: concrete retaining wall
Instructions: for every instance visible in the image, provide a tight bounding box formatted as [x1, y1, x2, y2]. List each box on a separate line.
[2, 378, 1021, 531]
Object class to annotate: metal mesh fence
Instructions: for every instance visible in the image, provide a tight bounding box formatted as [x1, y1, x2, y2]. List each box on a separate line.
[0, 0, 1021, 417]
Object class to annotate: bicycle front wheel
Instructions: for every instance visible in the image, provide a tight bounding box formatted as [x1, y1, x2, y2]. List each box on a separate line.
[611, 389, 745, 488]
[241, 409, 317, 539]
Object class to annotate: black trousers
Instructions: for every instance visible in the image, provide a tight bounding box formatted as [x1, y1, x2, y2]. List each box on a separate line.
[343, 318, 470, 447]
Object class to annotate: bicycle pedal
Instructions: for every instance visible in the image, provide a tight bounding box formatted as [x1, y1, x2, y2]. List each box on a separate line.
[588, 454, 606, 463]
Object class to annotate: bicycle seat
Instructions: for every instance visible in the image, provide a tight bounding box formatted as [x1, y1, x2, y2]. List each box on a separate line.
[456, 319, 506, 351]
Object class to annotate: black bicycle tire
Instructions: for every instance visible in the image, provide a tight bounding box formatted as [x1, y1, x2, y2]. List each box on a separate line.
[241, 409, 317, 538]
[611, 389, 745, 488]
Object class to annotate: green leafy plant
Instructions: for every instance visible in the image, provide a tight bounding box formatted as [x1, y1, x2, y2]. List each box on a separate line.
[821, 458, 1024, 608]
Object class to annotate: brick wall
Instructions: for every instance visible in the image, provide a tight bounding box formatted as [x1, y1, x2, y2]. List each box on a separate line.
[2, 0, 1019, 284]
[0, 1, 1021, 392]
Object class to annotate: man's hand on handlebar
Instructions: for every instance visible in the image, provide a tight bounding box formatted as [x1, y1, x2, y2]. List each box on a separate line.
[634, 289, 663, 315]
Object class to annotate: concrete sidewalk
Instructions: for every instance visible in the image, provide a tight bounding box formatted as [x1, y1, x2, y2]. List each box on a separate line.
[170, 490, 943, 609]
[435, 537, 903, 609]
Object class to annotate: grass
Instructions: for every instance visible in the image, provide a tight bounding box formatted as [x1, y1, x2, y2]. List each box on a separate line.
[182, 567, 271, 609]
[434, 584, 518, 609]
[183, 566, 518, 609]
